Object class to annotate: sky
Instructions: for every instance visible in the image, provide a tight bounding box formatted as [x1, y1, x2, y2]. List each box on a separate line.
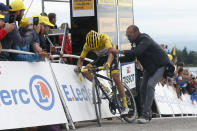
[1, 0, 197, 51]
[133, 0, 197, 51]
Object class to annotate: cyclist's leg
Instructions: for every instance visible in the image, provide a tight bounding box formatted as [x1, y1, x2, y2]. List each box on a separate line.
[111, 55, 128, 109]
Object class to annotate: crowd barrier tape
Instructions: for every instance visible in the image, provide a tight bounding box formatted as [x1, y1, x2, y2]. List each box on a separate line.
[0, 61, 67, 130]
[50, 63, 118, 122]
[155, 83, 197, 116]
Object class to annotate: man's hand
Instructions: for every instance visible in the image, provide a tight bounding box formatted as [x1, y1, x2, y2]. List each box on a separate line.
[103, 63, 110, 70]
[33, 24, 41, 34]
[74, 66, 81, 73]
[60, 51, 64, 57]
[4, 23, 15, 33]
[50, 46, 56, 52]
[32, 44, 42, 53]
[38, 51, 50, 58]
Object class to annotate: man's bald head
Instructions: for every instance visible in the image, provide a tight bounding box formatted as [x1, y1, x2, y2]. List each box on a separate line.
[126, 25, 139, 34]
[126, 25, 140, 43]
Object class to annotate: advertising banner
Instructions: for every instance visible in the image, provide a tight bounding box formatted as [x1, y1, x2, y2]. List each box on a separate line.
[118, 0, 133, 6]
[98, 17, 116, 33]
[121, 62, 135, 89]
[155, 83, 197, 115]
[51, 64, 116, 122]
[0, 62, 67, 130]
[72, 0, 94, 17]
[154, 84, 174, 114]
[98, 0, 116, 5]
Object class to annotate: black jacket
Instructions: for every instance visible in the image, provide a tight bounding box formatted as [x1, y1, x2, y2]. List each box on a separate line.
[123, 33, 170, 76]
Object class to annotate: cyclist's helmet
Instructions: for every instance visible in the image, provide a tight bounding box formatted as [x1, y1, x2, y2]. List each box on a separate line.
[86, 30, 100, 49]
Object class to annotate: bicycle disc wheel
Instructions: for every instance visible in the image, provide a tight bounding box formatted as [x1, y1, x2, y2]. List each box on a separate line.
[92, 80, 102, 126]
[117, 83, 137, 123]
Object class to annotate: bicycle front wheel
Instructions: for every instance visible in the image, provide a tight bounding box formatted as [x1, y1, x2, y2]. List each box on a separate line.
[92, 80, 102, 126]
[118, 83, 137, 123]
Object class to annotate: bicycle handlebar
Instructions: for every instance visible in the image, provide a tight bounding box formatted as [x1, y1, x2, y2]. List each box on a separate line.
[80, 66, 105, 73]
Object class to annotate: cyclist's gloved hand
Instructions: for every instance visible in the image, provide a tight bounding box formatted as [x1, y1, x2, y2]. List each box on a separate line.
[104, 63, 110, 70]
[74, 66, 81, 73]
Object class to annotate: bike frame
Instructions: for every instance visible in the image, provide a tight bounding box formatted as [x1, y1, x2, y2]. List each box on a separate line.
[93, 71, 121, 113]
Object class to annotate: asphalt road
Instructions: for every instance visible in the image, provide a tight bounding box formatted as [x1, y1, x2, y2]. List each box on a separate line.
[63, 117, 197, 131]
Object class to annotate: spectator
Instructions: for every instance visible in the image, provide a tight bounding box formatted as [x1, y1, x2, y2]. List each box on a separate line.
[0, 14, 14, 53]
[119, 25, 170, 124]
[0, 0, 40, 61]
[0, 14, 14, 41]
[59, 23, 72, 63]
[39, 16, 55, 52]
[0, 2, 9, 15]
[47, 13, 59, 46]
[11, 16, 50, 61]
[175, 67, 185, 99]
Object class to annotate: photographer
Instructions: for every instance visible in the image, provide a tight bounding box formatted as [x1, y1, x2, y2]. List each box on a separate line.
[0, 14, 14, 39]
[0, 14, 14, 52]
[0, 0, 40, 61]
[11, 16, 50, 61]
[119, 25, 170, 124]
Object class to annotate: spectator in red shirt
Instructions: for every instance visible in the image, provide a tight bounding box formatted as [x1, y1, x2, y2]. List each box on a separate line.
[0, 14, 14, 52]
[59, 23, 72, 63]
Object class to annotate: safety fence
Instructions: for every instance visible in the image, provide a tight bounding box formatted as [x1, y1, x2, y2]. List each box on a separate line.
[155, 83, 197, 116]
[0, 60, 196, 130]
[0, 61, 116, 130]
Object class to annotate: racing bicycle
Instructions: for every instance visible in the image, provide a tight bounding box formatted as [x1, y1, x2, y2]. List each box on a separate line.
[79, 66, 137, 126]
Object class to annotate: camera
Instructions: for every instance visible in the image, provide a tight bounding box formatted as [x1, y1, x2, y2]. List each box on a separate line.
[4, 14, 15, 23]
[9, 14, 15, 23]
[33, 17, 39, 26]
[28, 17, 39, 30]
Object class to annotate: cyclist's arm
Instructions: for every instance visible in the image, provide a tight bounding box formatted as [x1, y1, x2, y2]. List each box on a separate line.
[77, 44, 90, 68]
[106, 51, 114, 66]
[77, 57, 84, 68]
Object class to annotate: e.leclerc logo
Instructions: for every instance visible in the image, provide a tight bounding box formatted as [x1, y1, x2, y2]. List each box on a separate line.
[29, 75, 55, 111]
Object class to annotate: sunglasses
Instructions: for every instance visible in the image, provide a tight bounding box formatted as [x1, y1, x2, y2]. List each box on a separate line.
[126, 34, 133, 39]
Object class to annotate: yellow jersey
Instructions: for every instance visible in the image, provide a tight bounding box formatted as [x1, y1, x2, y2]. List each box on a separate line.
[80, 33, 113, 58]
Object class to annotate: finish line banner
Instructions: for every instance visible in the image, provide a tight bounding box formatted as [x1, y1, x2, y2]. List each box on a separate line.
[0, 62, 67, 130]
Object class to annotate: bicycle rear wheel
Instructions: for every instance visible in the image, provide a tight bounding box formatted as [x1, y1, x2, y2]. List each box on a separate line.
[117, 83, 137, 123]
[92, 80, 102, 126]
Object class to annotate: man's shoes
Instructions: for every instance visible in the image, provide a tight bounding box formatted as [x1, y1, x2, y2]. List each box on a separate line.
[121, 108, 130, 115]
[137, 117, 150, 124]
[137, 112, 151, 124]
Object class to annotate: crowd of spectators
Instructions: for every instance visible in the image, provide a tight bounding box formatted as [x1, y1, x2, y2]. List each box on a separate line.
[0, 1, 72, 131]
[0, 0, 72, 64]
[160, 44, 197, 104]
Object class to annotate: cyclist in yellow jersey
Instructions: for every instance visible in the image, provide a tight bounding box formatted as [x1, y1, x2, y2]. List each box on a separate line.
[74, 30, 129, 115]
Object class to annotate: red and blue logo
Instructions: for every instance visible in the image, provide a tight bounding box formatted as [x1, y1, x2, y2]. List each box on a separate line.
[29, 75, 55, 111]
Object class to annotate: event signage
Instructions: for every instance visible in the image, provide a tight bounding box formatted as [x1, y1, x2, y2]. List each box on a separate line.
[121, 62, 136, 89]
[51, 63, 117, 122]
[0, 62, 67, 130]
[72, 0, 94, 17]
